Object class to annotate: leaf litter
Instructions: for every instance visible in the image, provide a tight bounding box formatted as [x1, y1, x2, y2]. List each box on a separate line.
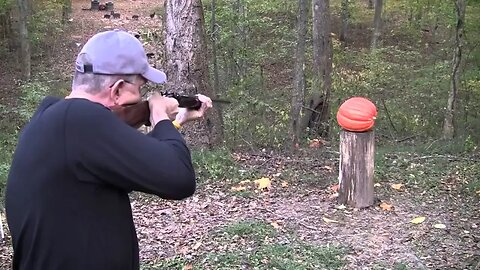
[1, 1, 479, 269]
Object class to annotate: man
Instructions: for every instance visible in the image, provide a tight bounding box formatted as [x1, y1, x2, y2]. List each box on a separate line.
[5, 29, 212, 269]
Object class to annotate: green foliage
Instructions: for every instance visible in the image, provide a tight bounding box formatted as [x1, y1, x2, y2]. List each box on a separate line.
[201, 0, 480, 149]
[0, 80, 50, 207]
[0, 0, 12, 13]
[220, 220, 276, 239]
[203, 0, 296, 149]
[223, 77, 291, 148]
[374, 144, 480, 194]
[0, 130, 17, 208]
[17, 81, 50, 121]
[0, 0, 66, 56]
[191, 147, 253, 181]
[332, 46, 451, 140]
[29, 0, 65, 50]
[191, 147, 235, 181]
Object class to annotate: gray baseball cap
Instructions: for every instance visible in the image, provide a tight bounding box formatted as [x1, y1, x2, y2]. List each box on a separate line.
[75, 29, 167, 83]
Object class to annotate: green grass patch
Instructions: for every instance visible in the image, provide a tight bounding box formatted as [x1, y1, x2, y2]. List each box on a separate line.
[220, 220, 276, 239]
[191, 147, 259, 183]
[141, 256, 188, 270]
[0, 131, 17, 208]
[203, 242, 345, 270]
[145, 220, 346, 270]
[0, 78, 54, 207]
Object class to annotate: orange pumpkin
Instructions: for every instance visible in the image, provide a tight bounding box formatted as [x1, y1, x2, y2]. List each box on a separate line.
[336, 97, 377, 132]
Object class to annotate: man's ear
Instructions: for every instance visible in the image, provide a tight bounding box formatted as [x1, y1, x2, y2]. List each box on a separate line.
[109, 79, 125, 104]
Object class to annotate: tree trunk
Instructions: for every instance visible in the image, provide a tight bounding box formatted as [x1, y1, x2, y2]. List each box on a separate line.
[164, 0, 224, 147]
[443, 0, 465, 139]
[17, 0, 30, 80]
[209, 0, 226, 144]
[339, 0, 349, 45]
[289, 0, 309, 150]
[303, 0, 333, 137]
[211, 0, 220, 98]
[0, 8, 15, 52]
[0, 10, 9, 40]
[338, 130, 375, 208]
[371, 0, 383, 50]
[368, 0, 374, 9]
[236, 0, 247, 79]
[61, 0, 72, 24]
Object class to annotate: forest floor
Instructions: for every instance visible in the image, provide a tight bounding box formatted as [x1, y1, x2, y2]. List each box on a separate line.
[1, 0, 479, 269]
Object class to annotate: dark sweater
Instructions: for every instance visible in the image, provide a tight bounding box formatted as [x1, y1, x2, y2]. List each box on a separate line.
[5, 96, 196, 270]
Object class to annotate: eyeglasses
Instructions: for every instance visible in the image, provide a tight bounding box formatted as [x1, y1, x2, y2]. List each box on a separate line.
[122, 79, 150, 96]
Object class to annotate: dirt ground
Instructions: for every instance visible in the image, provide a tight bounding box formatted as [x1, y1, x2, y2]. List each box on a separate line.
[128, 150, 480, 270]
[1, 0, 479, 269]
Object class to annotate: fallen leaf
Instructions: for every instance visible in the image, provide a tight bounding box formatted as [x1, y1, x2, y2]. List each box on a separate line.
[309, 139, 323, 148]
[192, 241, 202, 250]
[281, 181, 289, 187]
[183, 264, 193, 270]
[271, 221, 281, 229]
[178, 246, 189, 255]
[476, 190, 480, 195]
[328, 193, 339, 199]
[231, 186, 246, 192]
[433, 223, 446, 229]
[374, 183, 381, 187]
[239, 180, 251, 185]
[254, 177, 271, 190]
[323, 217, 339, 223]
[336, 204, 347, 210]
[391, 183, 404, 190]
[330, 184, 340, 192]
[379, 202, 393, 211]
[410, 216, 426, 224]
[323, 165, 333, 171]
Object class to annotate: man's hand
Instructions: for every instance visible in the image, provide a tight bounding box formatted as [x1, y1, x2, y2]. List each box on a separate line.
[148, 92, 179, 126]
[175, 94, 213, 125]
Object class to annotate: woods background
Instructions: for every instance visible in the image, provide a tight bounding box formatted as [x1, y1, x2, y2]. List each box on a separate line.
[0, 0, 479, 269]
[0, 0, 479, 204]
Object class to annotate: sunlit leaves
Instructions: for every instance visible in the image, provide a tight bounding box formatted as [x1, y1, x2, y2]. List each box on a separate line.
[379, 202, 393, 211]
[391, 183, 404, 190]
[410, 216, 426, 224]
[231, 185, 247, 192]
[255, 177, 272, 190]
[433, 223, 447, 229]
[270, 221, 281, 229]
[231, 177, 273, 193]
[322, 217, 340, 224]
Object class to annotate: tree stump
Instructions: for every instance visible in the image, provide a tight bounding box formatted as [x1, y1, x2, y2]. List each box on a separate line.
[338, 129, 375, 208]
[90, 0, 99, 10]
[106, 1, 114, 11]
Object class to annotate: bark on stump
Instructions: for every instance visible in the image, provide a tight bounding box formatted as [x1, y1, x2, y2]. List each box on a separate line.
[338, 129, 375, 208]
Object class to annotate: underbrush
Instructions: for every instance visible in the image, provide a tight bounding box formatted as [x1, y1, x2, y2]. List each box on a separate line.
[375, 141, 480, 195]
[0, 78, 55, 206]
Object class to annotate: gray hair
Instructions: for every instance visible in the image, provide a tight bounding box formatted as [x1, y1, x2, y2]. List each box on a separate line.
[72, 53, 139, 94]
[72, 72, 139, 94]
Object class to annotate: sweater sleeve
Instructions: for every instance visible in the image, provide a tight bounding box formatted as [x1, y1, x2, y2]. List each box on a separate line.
[65, 100, 196, 200]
